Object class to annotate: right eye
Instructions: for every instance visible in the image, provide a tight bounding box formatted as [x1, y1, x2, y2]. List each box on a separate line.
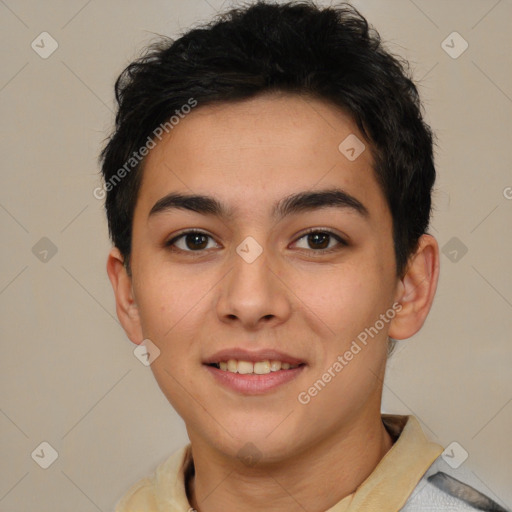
[164, 230, 220, 253]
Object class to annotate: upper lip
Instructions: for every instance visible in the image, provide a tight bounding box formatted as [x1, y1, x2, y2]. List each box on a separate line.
[203, 348, 305, 365]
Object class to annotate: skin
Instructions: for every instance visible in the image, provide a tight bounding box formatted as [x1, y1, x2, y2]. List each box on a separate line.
[107, 92, 439, 512]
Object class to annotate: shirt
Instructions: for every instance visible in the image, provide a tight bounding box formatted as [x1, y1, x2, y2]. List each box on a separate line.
[115, 414, 447, 511]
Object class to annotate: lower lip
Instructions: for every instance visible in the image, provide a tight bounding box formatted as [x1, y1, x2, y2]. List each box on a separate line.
[204, 365, 305, 395]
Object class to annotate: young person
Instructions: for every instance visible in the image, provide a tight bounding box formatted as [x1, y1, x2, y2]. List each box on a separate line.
[100, 1, 508, 510]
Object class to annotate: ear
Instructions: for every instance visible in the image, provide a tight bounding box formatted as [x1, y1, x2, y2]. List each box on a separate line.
[106, 247, 143, 345]
[388, 234, 440, 340]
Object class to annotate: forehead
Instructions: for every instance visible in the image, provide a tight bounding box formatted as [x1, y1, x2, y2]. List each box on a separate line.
[135, 93, 390, 225]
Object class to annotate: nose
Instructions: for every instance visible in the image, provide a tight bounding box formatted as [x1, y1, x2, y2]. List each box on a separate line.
[215, 240, 293, 330]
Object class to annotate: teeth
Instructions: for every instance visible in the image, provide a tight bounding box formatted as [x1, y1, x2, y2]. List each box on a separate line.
[215, 359, 300, 374]
[270, 360, 282, 371]
[238, 360, 253, 374]
[254, 361, 270, 374]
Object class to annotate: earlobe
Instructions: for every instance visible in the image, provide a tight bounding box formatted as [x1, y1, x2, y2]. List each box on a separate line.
[106, 247, 144, 344]
[388, 234, 440, 340]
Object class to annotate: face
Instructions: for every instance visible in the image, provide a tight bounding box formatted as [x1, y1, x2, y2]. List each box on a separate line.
[124, 93, 404, 462]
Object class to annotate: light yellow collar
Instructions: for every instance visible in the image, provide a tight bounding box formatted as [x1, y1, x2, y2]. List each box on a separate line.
[116, 414, 443, 511]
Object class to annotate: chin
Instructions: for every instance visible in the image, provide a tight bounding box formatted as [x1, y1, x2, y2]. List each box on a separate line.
[209, 422, 305, 464]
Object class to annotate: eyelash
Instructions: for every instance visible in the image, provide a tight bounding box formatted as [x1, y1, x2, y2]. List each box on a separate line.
[164, 228, 348, 256]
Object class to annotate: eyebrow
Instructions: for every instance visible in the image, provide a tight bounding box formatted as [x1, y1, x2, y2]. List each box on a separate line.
[148, 187, 369, 221]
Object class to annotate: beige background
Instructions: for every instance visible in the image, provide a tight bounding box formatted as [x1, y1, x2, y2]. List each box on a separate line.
[1, 0, 511, 510]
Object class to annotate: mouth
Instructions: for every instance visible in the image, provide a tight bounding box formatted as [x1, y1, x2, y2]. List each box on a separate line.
[207, 359, 304, 374]
[203, 353, 307, 395]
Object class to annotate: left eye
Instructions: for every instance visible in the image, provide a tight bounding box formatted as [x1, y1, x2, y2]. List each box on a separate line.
[293, 230, 347, 252]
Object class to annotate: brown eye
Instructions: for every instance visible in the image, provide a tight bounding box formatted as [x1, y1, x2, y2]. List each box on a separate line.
[165, 231, 218, 252]
[293, 229, 347, 252]
[306, 232, 330, 249]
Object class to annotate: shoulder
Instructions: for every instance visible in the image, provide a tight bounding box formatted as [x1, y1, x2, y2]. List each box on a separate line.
[401, 453, 510, 511]
[114, 445, 192, 512]
[114, 475, 158, 512]
[402, 475, 492, 511]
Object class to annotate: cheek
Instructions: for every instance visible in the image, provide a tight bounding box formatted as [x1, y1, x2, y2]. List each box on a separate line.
[301, 261, 386, 339]
[134, 267, 203, 341]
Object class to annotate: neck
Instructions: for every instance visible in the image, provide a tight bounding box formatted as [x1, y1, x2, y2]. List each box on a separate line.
[187, 412, 395, 512]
